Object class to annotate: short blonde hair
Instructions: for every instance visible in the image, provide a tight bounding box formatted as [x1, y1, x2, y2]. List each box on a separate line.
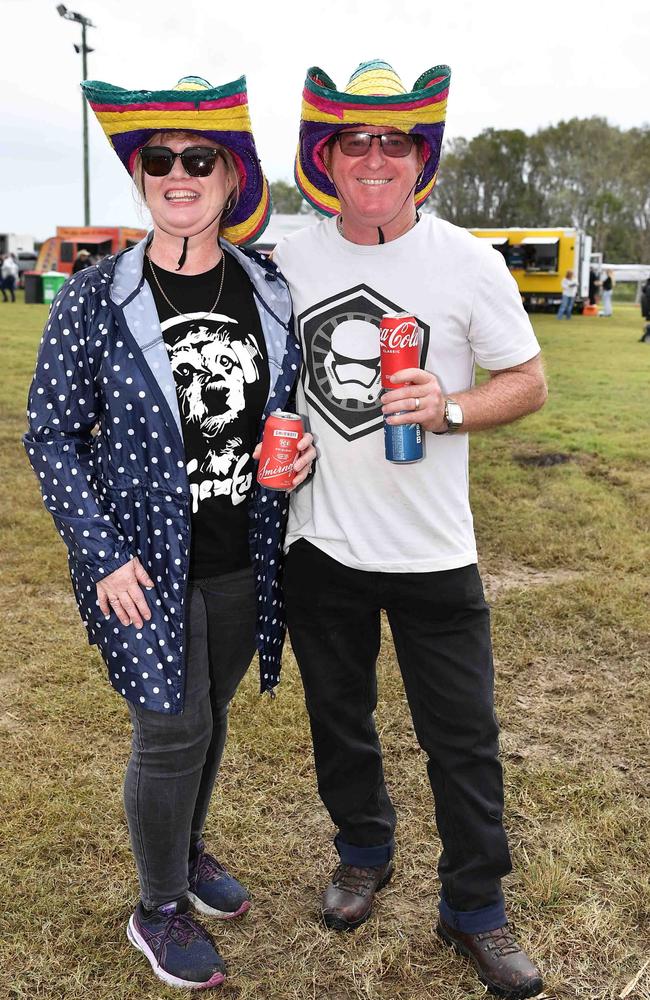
[133, 131, 240, 227]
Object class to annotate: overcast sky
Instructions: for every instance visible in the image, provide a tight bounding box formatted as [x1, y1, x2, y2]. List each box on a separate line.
[3, 0, 648, 241]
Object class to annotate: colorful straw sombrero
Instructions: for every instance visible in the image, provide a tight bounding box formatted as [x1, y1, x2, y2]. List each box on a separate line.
[296, 59, 451, 216]
[82, 75, 271, 245]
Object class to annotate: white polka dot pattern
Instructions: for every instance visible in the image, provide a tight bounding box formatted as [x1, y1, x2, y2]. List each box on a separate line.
[23, 239, 301, 713]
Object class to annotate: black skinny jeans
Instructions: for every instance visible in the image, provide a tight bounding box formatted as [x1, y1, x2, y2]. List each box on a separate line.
[285, 539, 512, 927]
[123, 567, 256, 910]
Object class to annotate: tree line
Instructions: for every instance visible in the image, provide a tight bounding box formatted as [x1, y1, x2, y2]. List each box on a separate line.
[426, 118, 650, 263]
[270, 119, 650, 263]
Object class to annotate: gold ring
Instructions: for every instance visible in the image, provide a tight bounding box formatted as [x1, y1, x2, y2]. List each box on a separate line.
[414, 397, 421, 411]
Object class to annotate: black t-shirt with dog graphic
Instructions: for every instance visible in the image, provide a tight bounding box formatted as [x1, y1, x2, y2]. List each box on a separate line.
[144, 253, 269, 579]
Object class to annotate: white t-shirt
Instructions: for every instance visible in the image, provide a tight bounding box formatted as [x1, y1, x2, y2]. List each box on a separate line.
[274, 215, 540, 573]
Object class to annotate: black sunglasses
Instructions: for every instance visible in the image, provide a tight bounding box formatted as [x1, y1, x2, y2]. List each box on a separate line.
[335, 132, 417, 158]
[139, 145, 222, 178]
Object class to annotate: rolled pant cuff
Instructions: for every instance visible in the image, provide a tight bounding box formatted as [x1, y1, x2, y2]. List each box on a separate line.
[439, 894, 507, 934]
[335, 835, 394, 867]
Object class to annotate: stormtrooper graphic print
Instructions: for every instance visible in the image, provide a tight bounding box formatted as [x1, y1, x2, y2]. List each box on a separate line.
[297, 284, 430, 441]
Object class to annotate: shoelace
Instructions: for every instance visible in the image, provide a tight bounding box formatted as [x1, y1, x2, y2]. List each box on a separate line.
[331, 864, 382, 898]
[162, 911, 214, 950]
[476, 924, 522, 957]
[194, 851, 228, 884]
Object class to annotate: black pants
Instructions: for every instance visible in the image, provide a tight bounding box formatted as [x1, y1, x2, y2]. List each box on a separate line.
[285, 540, 512, 932]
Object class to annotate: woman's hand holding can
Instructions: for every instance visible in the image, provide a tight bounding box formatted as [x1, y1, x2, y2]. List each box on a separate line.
[254, 417, 316, 492]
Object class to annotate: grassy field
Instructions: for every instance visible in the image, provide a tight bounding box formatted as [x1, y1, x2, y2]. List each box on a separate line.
[1, 293, 649, 1000]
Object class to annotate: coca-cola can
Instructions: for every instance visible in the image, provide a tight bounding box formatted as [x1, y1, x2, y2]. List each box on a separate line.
[256, 410, 304, 490]
[379, 312, 423, 464]
[379, 312, 420, 388]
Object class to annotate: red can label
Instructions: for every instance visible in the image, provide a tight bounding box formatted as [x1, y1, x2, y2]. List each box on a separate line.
[379, 313, 420, 388]
[257, 411, 304, 491]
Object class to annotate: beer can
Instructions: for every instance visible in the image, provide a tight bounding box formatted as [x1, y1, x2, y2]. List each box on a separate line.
[256, 411, 304, 491]
[379, 312, 423, 464]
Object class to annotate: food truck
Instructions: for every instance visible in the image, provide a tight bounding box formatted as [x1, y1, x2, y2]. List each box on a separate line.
[35, 226, 147, 275]
[469, 228, 593, 312]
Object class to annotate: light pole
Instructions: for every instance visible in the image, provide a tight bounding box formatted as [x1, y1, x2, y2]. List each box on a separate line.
[56, 4, 95, 226]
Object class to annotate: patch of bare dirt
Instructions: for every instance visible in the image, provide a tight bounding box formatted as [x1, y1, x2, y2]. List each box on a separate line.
[515, 451, 574, 468]
[482, 566, 582, 601]
[0, 670, 21, 732]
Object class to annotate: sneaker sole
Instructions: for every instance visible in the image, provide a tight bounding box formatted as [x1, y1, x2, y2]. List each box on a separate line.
[187, 892, 251, 920]
[321, 863, 394, 932]
[436, 922, 543, 1000]
[127, 915, 225, 990]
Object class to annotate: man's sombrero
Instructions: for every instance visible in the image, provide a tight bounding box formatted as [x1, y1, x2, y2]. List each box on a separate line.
[295, 59, 451, 216]
[81, 75, 271, 245]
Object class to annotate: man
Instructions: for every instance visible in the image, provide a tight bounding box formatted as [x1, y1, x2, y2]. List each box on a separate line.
[640, 277, 650, 342]
[273, 61, 547, 999]
[72, 248, 92, 273]
[1, 253, 19, 302]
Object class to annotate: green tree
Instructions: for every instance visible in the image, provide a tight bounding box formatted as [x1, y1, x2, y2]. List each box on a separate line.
[428, 117, 649, 262]
[270, 180, 305, 214]
[429, 129, 545, 227]
[622, 127, 650, 262]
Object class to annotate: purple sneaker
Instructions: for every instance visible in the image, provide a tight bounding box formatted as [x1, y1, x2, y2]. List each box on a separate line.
[127, 897, 226, 990]
[188, 840, 251, 920]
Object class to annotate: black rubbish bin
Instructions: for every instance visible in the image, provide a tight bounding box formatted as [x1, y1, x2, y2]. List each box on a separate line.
[24, 271, 44, 305]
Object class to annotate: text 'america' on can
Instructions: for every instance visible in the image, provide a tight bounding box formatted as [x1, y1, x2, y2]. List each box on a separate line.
[256, 411, 304, 490]
[379, 312, 423, 464]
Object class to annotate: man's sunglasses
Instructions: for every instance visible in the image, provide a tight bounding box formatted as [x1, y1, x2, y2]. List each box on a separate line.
[139, 146, 222, 178]
[335, 132, 417, 158]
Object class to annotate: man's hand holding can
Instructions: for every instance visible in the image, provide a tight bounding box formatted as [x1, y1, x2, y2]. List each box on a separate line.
[381, 367, 447, 433]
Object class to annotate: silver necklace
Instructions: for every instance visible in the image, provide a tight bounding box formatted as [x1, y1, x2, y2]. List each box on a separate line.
[146, 248, 226, 320]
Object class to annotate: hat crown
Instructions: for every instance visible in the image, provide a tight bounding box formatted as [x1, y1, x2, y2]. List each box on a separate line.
[344, 60, 407, 97]
[173, 76, 212, 92]
[82, 74, 271, 244]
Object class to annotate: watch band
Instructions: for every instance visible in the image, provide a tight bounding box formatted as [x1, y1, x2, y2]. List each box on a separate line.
[434, 398, 463, 434]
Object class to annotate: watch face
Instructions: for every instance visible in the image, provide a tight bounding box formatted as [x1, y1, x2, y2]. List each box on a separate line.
[446, 401, 463, 428]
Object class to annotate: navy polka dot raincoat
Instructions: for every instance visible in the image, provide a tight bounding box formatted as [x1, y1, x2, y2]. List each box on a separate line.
[24, 236, 301, 714]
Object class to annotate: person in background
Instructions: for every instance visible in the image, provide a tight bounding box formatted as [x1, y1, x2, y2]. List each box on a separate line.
[588, 268, 600, 306]
[556, 269, 578, 319]
[639, 276, 650, 342]
[1, 252, 19, 302]
[72, 248, 92, 273]
[274, 59, 547, 1000]
[599, 269, 615, 317]
[24, 73, 314, 991]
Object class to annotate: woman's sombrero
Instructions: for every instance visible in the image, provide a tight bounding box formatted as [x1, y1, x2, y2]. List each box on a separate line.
[295, 59, 451, 216]
[81, 75, 271, 245]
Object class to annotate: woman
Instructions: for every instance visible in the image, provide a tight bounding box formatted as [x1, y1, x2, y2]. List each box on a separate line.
[556, 269, 578, 319]
[599, 269, 615, 317]
[24, 75, 314, 991]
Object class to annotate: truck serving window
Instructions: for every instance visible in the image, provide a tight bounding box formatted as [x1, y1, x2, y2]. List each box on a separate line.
[60, 242, 74, 263]
[520, 237, 559, 273]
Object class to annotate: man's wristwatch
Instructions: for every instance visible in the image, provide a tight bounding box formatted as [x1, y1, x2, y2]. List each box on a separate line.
[434, 398, 464, 434]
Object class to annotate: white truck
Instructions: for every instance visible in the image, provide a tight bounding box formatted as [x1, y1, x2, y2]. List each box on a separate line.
[0, 233, 35, 255]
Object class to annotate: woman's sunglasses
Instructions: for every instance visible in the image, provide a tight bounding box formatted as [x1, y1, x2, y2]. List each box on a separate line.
[335, 132, 417, 158]
[139, 146, 222, 178]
